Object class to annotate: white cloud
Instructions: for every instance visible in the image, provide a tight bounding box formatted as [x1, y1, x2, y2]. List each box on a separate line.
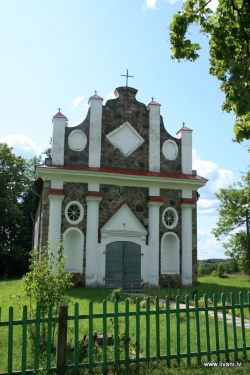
[143, 0, 158, 9]
[106, 91, 116, 100]
[72, 117, 85, 127]
[197, 228, 225, 259]
[70, 95, 85, 108]
[193, 149, 235, 215]
[0, 134, 42, 156]
[209, 0, 218, 11]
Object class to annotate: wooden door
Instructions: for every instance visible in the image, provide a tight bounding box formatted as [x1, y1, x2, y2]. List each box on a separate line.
[105, 241, 141, 289]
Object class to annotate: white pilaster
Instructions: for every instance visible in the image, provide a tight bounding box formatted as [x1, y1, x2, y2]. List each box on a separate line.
[48, 190, 65, 262]
[148, 101, 161, 172]
[176, 126, 193, 174]
[88, 95, 103, 167]
[85, 192, 102, 286]
[147, 197, 163, 287]
[181, 199, 195, 286]
[52, 112, 68, 165]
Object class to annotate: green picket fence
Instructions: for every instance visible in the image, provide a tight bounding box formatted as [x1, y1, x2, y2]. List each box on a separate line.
[1, 293, 250, 374]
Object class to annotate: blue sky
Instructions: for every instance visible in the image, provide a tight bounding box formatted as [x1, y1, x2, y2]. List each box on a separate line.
[0, 0, 248, 259]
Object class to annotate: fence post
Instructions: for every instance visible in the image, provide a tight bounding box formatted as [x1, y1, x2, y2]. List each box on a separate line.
[56, 302, 68, 375]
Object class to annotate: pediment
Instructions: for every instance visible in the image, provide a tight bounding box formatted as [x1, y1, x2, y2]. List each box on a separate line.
[101, 203, 147, 236]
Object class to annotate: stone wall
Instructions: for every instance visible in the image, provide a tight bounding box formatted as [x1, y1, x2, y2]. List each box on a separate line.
[63, 86, 182, 173]
[99, 184, 148, 231]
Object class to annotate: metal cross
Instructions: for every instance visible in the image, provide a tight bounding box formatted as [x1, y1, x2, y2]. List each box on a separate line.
[182, 122, 186, 127]
[121, 69, 133, 87]
[94, 90, 98, 95]
[151, 97, 154, 102]
[58, 107, 61, 112]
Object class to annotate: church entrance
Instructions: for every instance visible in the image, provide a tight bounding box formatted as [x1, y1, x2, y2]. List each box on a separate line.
[105, 241, 141, 289]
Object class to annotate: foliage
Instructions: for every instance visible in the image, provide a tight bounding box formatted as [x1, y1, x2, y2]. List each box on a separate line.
[197, 262, 217, 276]
[23, 244, 73, 317]
[21, 243, 73, 349]
[217, 261, 225, 277]
[0, 144, 41, 278]
[169, 0, 250, 142]
[212, 172, 250, 273]
[108, 288, 122, 302]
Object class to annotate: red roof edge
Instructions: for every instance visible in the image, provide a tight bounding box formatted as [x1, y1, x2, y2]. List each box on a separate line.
[49, 189, 65, 195]
[148, 196, 163, 202]
[181, 198, 196, 204]
[87, 191, 102, 197]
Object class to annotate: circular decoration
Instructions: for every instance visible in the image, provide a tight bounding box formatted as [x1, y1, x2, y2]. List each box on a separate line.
[68, 130, 87, 152]
[65, 201, 84, 224]
[162, 207, 178, 229]
[162, 140, 178, 160]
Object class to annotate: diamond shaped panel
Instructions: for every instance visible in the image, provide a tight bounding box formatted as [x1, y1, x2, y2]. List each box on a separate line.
[106, 121, 144, 157]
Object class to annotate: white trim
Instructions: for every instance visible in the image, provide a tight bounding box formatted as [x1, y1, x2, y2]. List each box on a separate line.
[106, 121, 144, 157]
[148, 104, 160, 171]
[88, 98, 103, 167]
[65, 201, 84, 225]
[162, 140, 178, 161]
[36, 167, 207, 191]
[162, 207, 178, 229]
[68, 130, 87, 151]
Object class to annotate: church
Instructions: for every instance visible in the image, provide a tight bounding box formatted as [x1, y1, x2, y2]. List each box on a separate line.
[33, 82, 207, 289]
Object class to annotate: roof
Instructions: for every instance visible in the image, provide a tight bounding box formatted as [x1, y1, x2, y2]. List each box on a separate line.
[176, 125, 192, 134]
[148, 100, 161, 106]
[52, 111, 68, 120]
[37, 164, 208, 181]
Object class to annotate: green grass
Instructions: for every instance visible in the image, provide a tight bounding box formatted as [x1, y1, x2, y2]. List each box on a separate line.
[1, 275, 250, 374]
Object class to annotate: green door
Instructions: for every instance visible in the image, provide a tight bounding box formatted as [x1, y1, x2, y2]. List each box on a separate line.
[105, 241, 141, 289]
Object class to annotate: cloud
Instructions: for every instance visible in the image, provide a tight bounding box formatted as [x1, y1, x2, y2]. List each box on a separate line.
[0, 134, 42, 156]
[70, 95, 85, 108]
[197, 228, 225, 259]
[72, 117, 85, 127]
[106, 91, 116, 100]
[143, 0, 158, 9]
[193, 149, 235, 215]
[209, 0, 219, 11]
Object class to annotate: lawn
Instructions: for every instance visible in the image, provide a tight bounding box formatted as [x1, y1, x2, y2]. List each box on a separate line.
[1, 275, 250, 374]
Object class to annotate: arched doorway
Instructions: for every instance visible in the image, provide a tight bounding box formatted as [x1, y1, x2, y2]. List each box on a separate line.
[105, 241, 141, 289]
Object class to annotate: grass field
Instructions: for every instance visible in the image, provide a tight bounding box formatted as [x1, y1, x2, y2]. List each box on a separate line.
[1, 275, 250, 374]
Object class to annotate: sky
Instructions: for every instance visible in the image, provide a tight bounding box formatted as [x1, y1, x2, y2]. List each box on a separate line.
[0, 0, 249, 260]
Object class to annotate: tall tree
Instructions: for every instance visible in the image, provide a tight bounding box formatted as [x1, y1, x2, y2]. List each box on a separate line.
[212, 173, 250, 272]
[169, 0, 250, 142]
[0, 144, 40, 278]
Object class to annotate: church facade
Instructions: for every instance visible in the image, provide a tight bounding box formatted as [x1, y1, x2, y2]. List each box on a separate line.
[33, 86, 207, 288]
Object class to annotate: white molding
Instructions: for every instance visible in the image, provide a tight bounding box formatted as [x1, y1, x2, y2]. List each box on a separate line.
[68, 130, 87, 151]
[52, 117, 67, 165]
[106, 121, 144, 157]
[162, 140, 178, 161]
[65, 201, 84, 225]
[88, 98, 103, 167]
[148, 104, 160, 171]
[181, 205, 193, 285]
[37, 167, 207, 191]
[162, 207, 178, 229]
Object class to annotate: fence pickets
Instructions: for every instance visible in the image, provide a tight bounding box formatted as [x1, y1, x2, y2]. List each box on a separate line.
[0, 292, 250, 374]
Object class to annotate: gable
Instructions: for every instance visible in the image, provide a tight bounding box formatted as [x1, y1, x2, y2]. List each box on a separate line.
[100, 203, 148, 237]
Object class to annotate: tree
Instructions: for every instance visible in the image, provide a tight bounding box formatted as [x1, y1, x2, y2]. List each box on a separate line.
[169, 0, 250, 142]
[0, 144, 40, 278]
[211, 172, 250, 273]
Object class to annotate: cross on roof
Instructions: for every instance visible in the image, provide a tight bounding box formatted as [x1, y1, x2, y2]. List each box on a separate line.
[58, 107, 61, 112]
[151, 96, 154, 102]
[94, 90, 98, 95]
[121, 69, 133, 87]
[182, 122, 185, 127]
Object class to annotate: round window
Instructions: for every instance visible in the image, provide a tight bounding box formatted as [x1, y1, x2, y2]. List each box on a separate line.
[162, 207, 178, 229]
[65, 201, 84, 224]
